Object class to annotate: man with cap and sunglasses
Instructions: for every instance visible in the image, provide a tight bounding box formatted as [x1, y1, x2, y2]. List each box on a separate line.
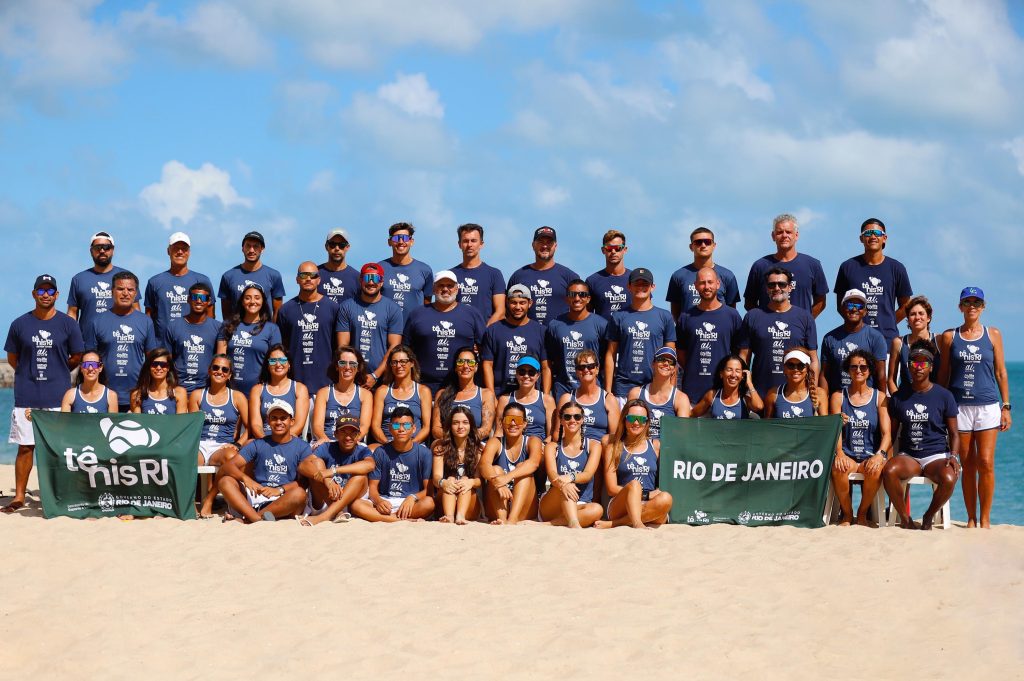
[819, 288, 887, 395]
[67, 231, 138, 332]
[144, 231, 215, 344]
[482, 284, 549, 397]
[605, 267, 676, 402]
[507, 226, 580, 327]
[337, 263, 404, 389]
[378, 221, 434, 322]
[217, 230, 286, 321]
[297, 412, 375, 525]
[318, 228, 360, 305]
[3, 275, 85, 513]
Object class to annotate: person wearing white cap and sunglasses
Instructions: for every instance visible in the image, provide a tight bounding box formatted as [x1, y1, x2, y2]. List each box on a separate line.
[317, 228, 360, 305]
[67, 231, 138, 332]
[144, 231, 215, 344]
[764, 348, 827, 419]
[819, 288, 887, 396]
[217, 230, 286, 322]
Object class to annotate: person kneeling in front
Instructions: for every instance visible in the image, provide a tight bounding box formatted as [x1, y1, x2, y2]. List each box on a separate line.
[297, 413, 375, 526]
[350, 407, 435, 522]
[216, 398, 309, 522]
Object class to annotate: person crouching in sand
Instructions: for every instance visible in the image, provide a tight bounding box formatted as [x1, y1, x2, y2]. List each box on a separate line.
[538, 400, 603, 528]
[297, 413, 374, 526]
[480, 402, 542, 524]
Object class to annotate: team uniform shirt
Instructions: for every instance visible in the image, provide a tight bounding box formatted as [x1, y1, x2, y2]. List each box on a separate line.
[317, 264, 360, 305]
[554, 440, 596, 504]
[83, 310, 159, 405]
[4, 312, 85, 408]
[507, 263, 580, 327]
[677, 305, 744, 404]
[277, 296, 340, 393]
[322, 387, 363, 440]
[217, 264, 286, 311]
[608, 306, 677, 398]
[336, 296, 404, 373]
[67, 265, 135, 332]
[380, 384, 425, 442]
[140, 394, 176, 415]
[585, 268, 631, 320]
[481, 319, 547, 396]
[570, 389, 611, 441]
[165, 316, 222, 393]
[770, 385, 815, 419]
[198, 388, 240, 444]
[709, 390, 752, 420]
[639, 384, 678, 440]
[544, 313, 608, 399]
[666, 264, 741, 310]
[450, 262, 506, 320]
[220, 321, 282, 395]
[240, 436, 311, 487]
[257, 381, 300, 436]
[739, 306, 818, 398]
[370, 442, 432, 499]
[378, 258, 433, 321]
[615, 440, 658, 492]
[508, 391, 548, 441]
[947, 327, 1000, 405]
[313, 441, 373, 486]
[841, 389, 881, 461]
[144, 270, 214, 343]
[820, 324, 887, 392]
[833, 256, 913, 343]
[70, 386, 110, 414]
[891, 384, 958, 457]
[402, 304, 486, 391]
[743, 253, 828, 313]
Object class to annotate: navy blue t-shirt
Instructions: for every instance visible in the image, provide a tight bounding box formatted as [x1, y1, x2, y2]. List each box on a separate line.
[217, 264, 286, 310]
[83, 310, 160, 403]
[337, 296, 404, 372]
[277, 296, 340, 393]
[744, 253, 828, 313]
[4, 312, 85, 408]
[820, 324, 887, 393]
[544, 313, 608, 398]
[403, 304, 486, 391]
[371, 442, 433, 498]
[378, 258, 433, 320]
[833, 255, 913, 343]
[240, 435, 311, 487]
[739, 306, 818, 398]
[507, 262, 580, 327]
[666, 264, 741, 310]
[144, 269, 214, 343]
[609, 306, 677, 397]
[314, 441, 373, 485]
[67, 265, 136, 332]
[481, 319, 547, 396]
[165, 316, 222, 392]
[677, 305, 744, 403]
[585, 268, 631, 320]
[891, 385, 958, 457]
[450, 262, 506, 320]
[220, 321, 282, 395]
[317, 264, 361, 305]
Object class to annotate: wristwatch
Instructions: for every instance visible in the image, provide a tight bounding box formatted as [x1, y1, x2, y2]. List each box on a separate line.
[277, 487, 286, 497]
[1002, 403, 1012, 411]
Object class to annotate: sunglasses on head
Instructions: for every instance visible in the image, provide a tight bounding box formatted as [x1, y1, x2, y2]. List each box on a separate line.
[190, 293, 210, 302]
[567, 291, 590, 299]
[860, 229, 885, 238]
[35, 288, 57, 297]
[691, 238, 714, 247]
[625, 414, 648, 425]
[516, 367, 538, 377]
[267, 357, 289, 366]
[390, 234, 413, 244]
[602, 244, 625, 253]
[297, 272, 320, 281]
[576, 362, 598, 372]
[389, 421, 415, 431]
[81, 361, 102, 371]
[561, 412, 584, 422]
[362, 274, 383, 284]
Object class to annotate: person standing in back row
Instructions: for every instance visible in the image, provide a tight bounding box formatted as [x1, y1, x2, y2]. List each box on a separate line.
[666, 226, 740, 319]
[144, 231, 214, 344]
[277, 262, 339, 395]
[218, 231, 286, 321]
[585, 229, 631, 320]
[744, 214, 828, 317]
[378, 222, 433, 322]
[317, 229, 360, 305]
[507, 226, 579, 327]
[605, 268, 676, 403]
[67, 231, 138, 332]
[450, 223, 506, 325]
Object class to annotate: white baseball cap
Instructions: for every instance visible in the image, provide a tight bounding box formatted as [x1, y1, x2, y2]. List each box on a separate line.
[169, 232, 191, 247]
[90, 231, 114, 246]
[434, 270, 458, 284]
[265, 399, 294, 417]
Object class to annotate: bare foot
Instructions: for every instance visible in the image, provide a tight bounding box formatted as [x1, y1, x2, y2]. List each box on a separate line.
[854, 517, 879, 528]
[1, 499, 26, 514]
[838, 520, 851, 527]
[900, 517, 919, 530]
[593, 520, 612, 529]
[490, 518, 506, 525]
[967, 518, 977, 528]
[454, 515, 467, 525]
[439, 515, 453, 523]
[920, 515, 934, 531]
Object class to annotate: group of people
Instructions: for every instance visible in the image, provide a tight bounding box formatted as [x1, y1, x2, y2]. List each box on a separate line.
[3, 215, 1011, 529]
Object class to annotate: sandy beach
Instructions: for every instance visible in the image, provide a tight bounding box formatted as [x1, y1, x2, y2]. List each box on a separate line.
[1, 463, 1021, 679]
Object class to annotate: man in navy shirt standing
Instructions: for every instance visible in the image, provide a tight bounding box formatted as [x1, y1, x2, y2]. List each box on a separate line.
[482, 284, 548, 397]
[819, 288, 887, 395]
[402, 271, 486, 393]
[677, 267, 744, 404]
[218, 230, 286, 321]
[666, 226, 741, 319]
[379, 222, 433, 322]
[165, 282, 222, 394]
[743, 214, 828, 317]
[508, 226, 579, 327]
[545, 279, 608, 400]
[277, 261, 340, 394]
[450, 223, 506, 326]
[337, 263, 404, 389]
[833, 218, 913, 346]
[3, 274, 84, 513]
[605, 268, 676, 401]
[585, 229, 631, 320]
[144, 231, 214, 343]
[67, 231, 137, 332]
[318, 228, 360, 305]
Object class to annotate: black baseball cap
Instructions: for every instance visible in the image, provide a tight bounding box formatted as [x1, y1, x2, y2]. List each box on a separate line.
[533, 226, 557, 242]
[242, 231, 266, 247]
[34, 274, 58, 289]
[629, 267, 654, 285]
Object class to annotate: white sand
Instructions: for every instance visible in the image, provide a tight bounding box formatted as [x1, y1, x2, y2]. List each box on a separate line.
[1, 463, 1021, 679]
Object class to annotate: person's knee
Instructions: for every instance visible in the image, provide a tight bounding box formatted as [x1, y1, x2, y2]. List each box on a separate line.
[17, 445, 33, 457]
[654, 491, 673, 512]
[975, 456, 995, 475]
[216, 476, 238, 494]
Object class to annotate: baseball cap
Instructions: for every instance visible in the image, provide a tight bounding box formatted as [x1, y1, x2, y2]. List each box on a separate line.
[517, 356, 541, 371]
[533, 226, 557, 242]
[242, 231, 266, 247]
[90, 231, 114, 246]
[960, 286, 984, 301]
[841, 289, 868, 305]
[507, 284, 532, 300]
[326, 229, 349, 244]
[629, 267, 654, 285]
[34, 274, 58, 290]
[434, 270, 458, 284]
[654, 346, 677, 361]
[265, 399, 294, 417]
[334, 413, 360, 431]
[168, 232, 191, 247]
[361, 263, 385, 277]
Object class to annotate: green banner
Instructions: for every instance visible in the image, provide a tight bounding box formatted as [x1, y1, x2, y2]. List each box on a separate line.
[659, 415, 842, 528]
[32, 411, 203, 520]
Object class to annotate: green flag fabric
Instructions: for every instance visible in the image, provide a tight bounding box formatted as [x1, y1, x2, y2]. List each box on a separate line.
[32, 411, 203, 520]
[659, 415, 842, 528]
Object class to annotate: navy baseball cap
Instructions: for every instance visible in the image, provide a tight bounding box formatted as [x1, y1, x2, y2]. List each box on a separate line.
[959, 286, 984, 301]
[34, 274, 57, 289]
[533, 226, 557, 242]
[242, 231, 266, 247]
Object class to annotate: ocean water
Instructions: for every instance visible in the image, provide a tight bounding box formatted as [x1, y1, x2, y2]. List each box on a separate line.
[3, 365, 1022, 524]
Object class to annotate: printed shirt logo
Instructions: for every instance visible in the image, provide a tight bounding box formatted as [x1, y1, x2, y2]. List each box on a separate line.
[432, 319, 455, 337]
[722, 409, 736, 419]
[323, 277, 346, 296]
[166, 285, 188, 305]
[862, 277, 884, 295]
[788, 406, 804, 417]
[695, 322, 718, 341]
[768, 320, 791, 339]
[629, 320, 651, 339]
[390, 273, 412, 292]
[32, 329, 54, 347]
[149, 402, 168, 415]
[854, 409, 868, 420]
[531, 279, 553, 297]
[460, 278, 480, 297]
[235, 279, 260, 293]
[92, 281, 112, 299]
[298, 313, 320, 332]
[100, 417, 161, 454]
[113, 324, 136, 342]
[610, 285, 624, 295]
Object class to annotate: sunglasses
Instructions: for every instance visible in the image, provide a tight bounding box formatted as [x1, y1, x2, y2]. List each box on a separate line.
[516, 367, 538, 377]
[960, 299, 984, 308]
[362, 274, 383, 284]
[910, 360, 931, 370]
[784, 362, 807, 371]
[35, 288, 57, 296]
[190, 293, 210, 302]
[390, 358, 411, 366]
[389, 421, 414, 431]
[390, 234, 413, 244]
[91, 244, 114, 252]
[602, 244, 626, 253]
[502, 416, 525, 427]
[561, 413, 584, 422]
[567, 291, 591, 299]
[691, 238, 714, 247]
[654, 356, 676, 365]
[455, 358, 477, 367]
[848, 364, 870, 373]
[297, 272, 320, 281]
[576, 362, 598, 372]
[625, 414, 649, 425]
[844, 302, 865, 311]
[81, 361, 102, 371]
[267, 357, 289, 366]
[326, 241, 349, 249]
[860, 229, 885, 238]
[151, 361, 170, 369]
[766, 281, 789, 290]
[337, 360, 359, 368]
[210, 365, 232, 374]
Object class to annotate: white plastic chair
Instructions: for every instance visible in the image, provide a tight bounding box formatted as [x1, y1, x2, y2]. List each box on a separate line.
[823, 472, 886, 526]
[886, 476, 952, 530]
[198, 465, 218, 503]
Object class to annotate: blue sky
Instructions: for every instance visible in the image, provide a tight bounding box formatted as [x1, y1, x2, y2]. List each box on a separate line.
[2, 0, 1023, 357]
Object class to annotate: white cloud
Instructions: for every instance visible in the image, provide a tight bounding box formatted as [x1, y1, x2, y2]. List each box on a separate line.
[140, 161, 252, 228]
[1004, 137, 1024, 176]
[534, 183, 570, 208]
[662, 37, 774, 102]
[377, 73, 444, 119]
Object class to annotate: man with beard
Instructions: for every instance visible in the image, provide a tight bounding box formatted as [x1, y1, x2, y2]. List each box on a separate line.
[544, 280, 608, 400]
[218, 230, 286, 321]
[144, 232, 214, 343]
[317, 228, 360, 305]
[507, 226, 579, 327]
[277, 262, 341, 394]
[67, 231, 138, 332]
[337, 263, 404, 390]
[482, 284, 548, 397]
[676, 267, 743, 405]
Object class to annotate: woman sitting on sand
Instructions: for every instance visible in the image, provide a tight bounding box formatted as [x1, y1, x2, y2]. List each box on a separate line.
[829, 349, 891, 526]
[61, 350, 118, 413]
[596, 399, 673, 529]
[690, 355, 763, 419]
[480, 402, 543, 524]
[538, 400, 603, 528]
[764, 348, 826, 418]
[310, 345, 372, 446]
[432, 405, 484, 524]
[370, 345, 432, 446]
[430, 346, 495, 440]
[129, 348, 187, 414]
[249, 344, 309, 438]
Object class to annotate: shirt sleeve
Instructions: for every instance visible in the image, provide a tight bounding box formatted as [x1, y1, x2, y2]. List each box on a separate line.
[335, 304, 351, 333]
[269, 323, 282, 346]
[492, 266, 507, 296]
[662, 309, 677, 344]
[144, 277, 157, 313]
[369, 449, 385, 480]
[812, 259, 829, 298]
[239, 441, 257, 464]
[721, 269, 740, 306]
[737, 313, 752, 350]
[386, 303, 404, 336]
[217, 272, 232, 301]
[3, 319, 20, 355]
[83, 318, 98, 350]
[144, 317, 161, 352]
[894, 261, 913, 299]
[743, 261, 762, 309]
[833, 261, 849, 297]
[804, 313, 818, 350]
[666, 269, 683, 304]
[421, 264, 434, 299]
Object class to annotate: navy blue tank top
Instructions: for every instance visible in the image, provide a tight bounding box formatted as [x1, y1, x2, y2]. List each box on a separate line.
[141, 393, 176, 415]
[71, 386, 108, 414]
[452, 386, 485, 431]
[772, 385, 814, 419]
[494, 436, 528, 488]
[324, 385, 361, 440]
[199, 388, 240, 444]
[382, 382, 424, 442]
[615, 439, 657, 492]
[510, 390, 547, 440]
[640, 383, 676, 440]
[570, 389, 610, 441]
[948, 327, 999, 405]
[841, 388, 880, 461]
[555, 438, 595, 503]
[259, 380, 299, 436]
[709, 390, 750, 420]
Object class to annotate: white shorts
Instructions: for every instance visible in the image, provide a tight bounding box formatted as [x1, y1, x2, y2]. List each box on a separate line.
[903, 452, 949, 469]
[246, 487, 278, 511]
[304, 485, 367, 516]
[956, 403, 1001, 432]
[382, 495, 414, 514]
[8, 407, 59, 446]
[198, 440, 232, 464]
